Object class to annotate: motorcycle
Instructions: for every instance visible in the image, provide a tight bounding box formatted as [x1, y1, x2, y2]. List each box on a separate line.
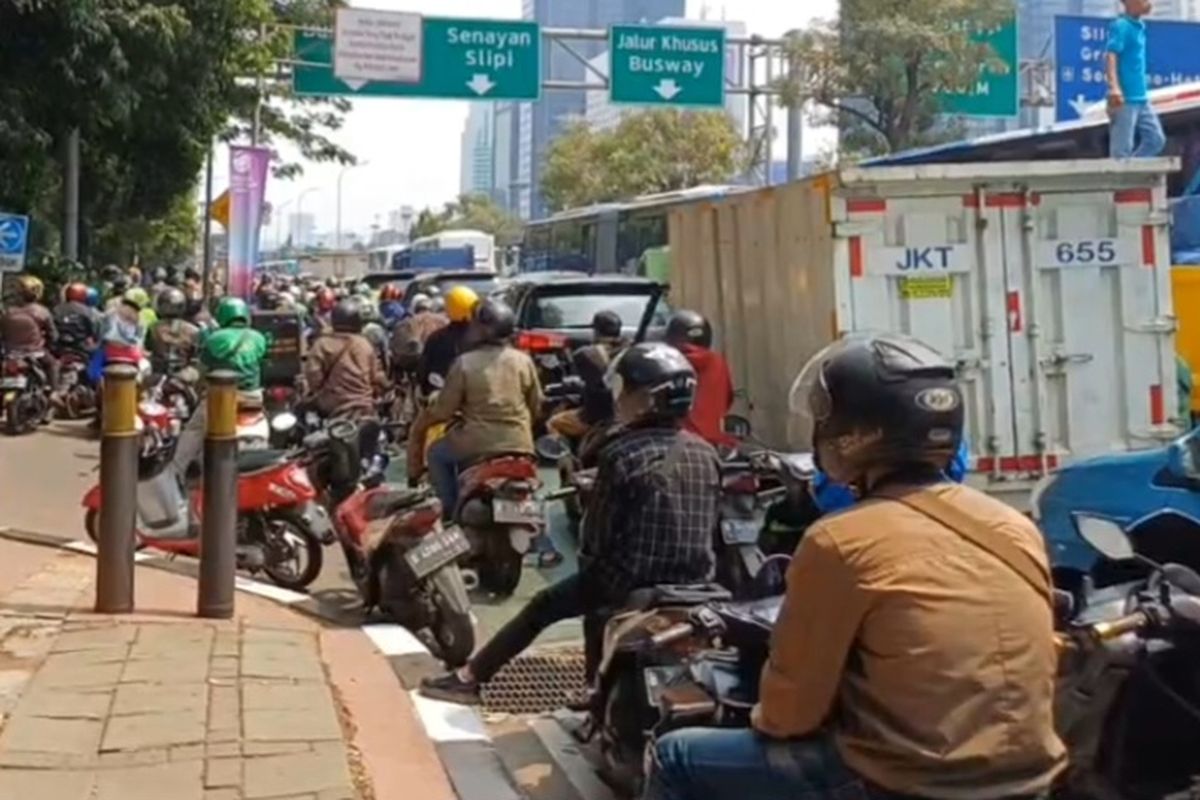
[81, 399, 332, 590]
[308, 420, 475, 666]
[1, 352, 52, 435]
[457, 453, 544, 597]
[53, 347, 98, 420]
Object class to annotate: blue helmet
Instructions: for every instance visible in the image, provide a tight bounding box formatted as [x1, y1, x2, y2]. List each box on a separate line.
[811, 438, 971, 515]
[84, 286, 101, 308]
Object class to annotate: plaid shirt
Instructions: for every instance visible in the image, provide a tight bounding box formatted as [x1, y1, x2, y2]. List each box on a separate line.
[580, 424, 720, 596]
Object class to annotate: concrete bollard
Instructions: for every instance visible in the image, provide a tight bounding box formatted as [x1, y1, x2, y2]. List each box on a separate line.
[95, 364, 139, 614]
[197, 371, 238, 619]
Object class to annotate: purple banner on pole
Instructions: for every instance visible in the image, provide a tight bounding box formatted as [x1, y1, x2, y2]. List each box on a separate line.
[227, 146, 271, 300]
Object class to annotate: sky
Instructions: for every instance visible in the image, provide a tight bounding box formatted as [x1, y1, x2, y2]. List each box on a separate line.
[217, 0, 839, 246]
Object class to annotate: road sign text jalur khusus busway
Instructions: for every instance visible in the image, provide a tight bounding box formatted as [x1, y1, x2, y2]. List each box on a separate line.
[609, 24, 727, 107]
[293, 16, 540, 101]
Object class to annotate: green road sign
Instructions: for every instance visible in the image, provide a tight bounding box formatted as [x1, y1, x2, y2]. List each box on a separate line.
[938, 16, 1019, 117]
[293, 17, 540, 101]
[609, 25, 726, 108]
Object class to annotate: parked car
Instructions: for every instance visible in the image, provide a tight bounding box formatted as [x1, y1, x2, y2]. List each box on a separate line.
[496, 273, 671, 385]
[1033, 424, 1200, 592]
[361, 270, 419, 294]
[401, 270, 506, 308]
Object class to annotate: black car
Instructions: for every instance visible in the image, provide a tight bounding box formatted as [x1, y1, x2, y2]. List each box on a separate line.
[361, 270, 418, 293]
[401, 270, 507, 307]
[495, 272, 671, 385]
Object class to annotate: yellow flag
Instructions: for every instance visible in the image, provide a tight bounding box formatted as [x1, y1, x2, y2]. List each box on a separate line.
[210, 190, 231, 228]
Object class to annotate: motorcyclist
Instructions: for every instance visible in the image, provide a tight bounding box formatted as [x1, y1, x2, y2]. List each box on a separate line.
[104, 274, 130, 312]
[665, 309, 735, 448]
[378, 284, 407, 330]
[546, 310, 626, 442]
[171, 297, 269, 477]
[309, 287, 337, 341]
[304, 297, 385, 421]
[145, 288, 201, 376]
[419, 342, 719, 705]
[149, 267, 170, 300]
[52, 282, 101, 355]
[417, 285, 478, 395]
[643, 333, 1065, 800]
[407, 298, 540, 513]
[1, 275, 59, 386]
[390, 293, 448, 378]
[125, 287, 157, 331]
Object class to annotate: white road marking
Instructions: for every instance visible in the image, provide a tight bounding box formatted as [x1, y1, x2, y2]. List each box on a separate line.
[362, 623, 429, 657]
[232, 575, 308, 605]
[63, 539, 152, 563]
[409, 689, 490, 743]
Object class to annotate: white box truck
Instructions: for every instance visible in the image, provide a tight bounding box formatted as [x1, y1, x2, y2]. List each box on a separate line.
[667, 159, 1181, 508]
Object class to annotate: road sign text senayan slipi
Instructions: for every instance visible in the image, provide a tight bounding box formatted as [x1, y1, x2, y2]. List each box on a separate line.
[609, 25, 726, 107]
[293, 16, 540, 101]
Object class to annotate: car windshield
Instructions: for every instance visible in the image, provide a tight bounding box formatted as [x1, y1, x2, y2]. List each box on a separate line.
[527, 290, 670, 330]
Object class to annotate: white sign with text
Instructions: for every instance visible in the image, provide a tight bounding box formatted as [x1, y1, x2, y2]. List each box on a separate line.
[334, 8, 422, 86]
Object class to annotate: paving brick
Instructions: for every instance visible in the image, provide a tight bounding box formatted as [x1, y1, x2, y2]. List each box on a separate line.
[210, 656, 239, 678]
[241, 648, 325, 681]
[242, 628, 315, 647]
[40, 646, 128, 666]
[204, 790, 241, 800]
[15, 687, 113, 720]
[241, 681, 333, 711]
[243, 708, 341, 743]
[316, 789, 356, 800]
[242, 740, 310, 757]
[205, 757, 243, 789]
[52, 625, 136, 652]
[209, 684, 240, 731]
[241, 745, 353, 799]
[122, 657, 210, 683]
[206, 726, 240, 744]
[0, 713, 103, 754]
[0, 749, 95, 769]
[172, 743, 208, 761]
[113, 683, 207, 715]
[94, 759, 204, 800]
[0, 768, 96, 799]
[101, 708, 206, 751]
[27, 659, 123, 689]
[206, 741, 241, 758]
[97, 747, 169, 768]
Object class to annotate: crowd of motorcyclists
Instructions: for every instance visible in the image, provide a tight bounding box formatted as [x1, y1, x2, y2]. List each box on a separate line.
[4, 261, 1194, 800]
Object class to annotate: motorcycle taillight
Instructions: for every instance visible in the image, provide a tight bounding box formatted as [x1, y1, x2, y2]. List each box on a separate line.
[3, 360, 23, 376]
[722, 474, 758, 494]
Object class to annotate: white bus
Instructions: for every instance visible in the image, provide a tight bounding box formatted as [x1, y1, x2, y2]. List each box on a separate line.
[367, 244, 408, 273]
[409, 229, 496, 272]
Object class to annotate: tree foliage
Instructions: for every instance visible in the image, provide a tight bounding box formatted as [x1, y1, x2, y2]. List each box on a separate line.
[540, 110, 745, 212]
[411, 194, 524, 244]
[779, 0, 1010, 156]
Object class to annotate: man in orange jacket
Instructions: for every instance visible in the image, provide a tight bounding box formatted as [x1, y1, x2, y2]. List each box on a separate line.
[665, 309, 735, 448]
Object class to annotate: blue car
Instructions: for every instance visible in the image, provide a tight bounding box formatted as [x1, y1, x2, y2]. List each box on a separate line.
[1034, 426, 1200, 588]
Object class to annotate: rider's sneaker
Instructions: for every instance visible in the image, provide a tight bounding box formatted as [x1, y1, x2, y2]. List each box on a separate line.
[419, 671, 481, 705]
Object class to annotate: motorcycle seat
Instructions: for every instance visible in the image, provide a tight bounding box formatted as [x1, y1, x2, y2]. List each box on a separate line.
[624, 583, 733, 611]
[364, 485, 431, 518]
[711, 596, 784, 642]
[236, 450, 291, 474]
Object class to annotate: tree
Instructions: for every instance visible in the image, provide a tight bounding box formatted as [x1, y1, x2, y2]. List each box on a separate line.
[410, 194, 524, 244]
[540, 110, 744, 212]
[778, 0, 1011, 156]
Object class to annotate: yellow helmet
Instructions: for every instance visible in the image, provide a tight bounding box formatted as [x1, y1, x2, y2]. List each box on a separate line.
[444, 285, 480, 323]
[16, 275, 43, 302]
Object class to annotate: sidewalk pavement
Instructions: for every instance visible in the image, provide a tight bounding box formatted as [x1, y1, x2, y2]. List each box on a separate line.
[0, 537, 457, 800]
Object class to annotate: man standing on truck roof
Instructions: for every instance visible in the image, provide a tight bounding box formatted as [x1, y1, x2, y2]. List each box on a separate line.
[1107, 0, 1166, 159]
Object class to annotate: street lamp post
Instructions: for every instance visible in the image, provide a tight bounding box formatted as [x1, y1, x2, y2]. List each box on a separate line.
[273, 197, 295, 252]
[336, 161, 371, 251]
[294, 188, 319, 249]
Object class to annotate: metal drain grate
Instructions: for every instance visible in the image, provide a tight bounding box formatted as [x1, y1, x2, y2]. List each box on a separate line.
[481, 647, 586, 715]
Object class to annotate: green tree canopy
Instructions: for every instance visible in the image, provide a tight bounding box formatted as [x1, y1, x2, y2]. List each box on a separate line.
[411, 194, 524, 245]
[779, 0, 1010, 156]
[540, 110, 745, 213]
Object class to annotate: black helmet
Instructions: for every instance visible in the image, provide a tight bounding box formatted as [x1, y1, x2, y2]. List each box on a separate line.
[331, 298, 364, 333]
[665, 309, 713, 349]
[184, 267, 201, 282]
[257, 290, 281, 312]
[789, 333, 964, 486]
[592, 310, 623, 340]
[472, 298, 516, 343]
[156, 287, 187, 319]
[111, 274, 130, 294]
[606, 343, 696, 423]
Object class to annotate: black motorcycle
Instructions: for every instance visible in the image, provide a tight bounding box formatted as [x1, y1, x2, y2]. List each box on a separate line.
[1, 352, 52, 435]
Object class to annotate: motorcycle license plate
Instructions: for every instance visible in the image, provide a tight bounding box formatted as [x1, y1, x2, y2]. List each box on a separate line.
[404, 525, 471, 580]
[494, 498, 544, 526]
[643, 665, 689, 707]
[0, 377, 27, 390]
[720, 518, 761, 546]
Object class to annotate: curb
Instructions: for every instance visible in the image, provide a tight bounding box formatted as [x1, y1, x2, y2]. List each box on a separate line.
[0, 526, 521, 800]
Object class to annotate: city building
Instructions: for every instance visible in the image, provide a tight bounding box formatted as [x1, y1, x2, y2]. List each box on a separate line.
[515, 0, 686, 219]
[583, 18, 748, 136]
[459, 104, 496, 198]
[386, 206, 416, 240]
[287, 212, 316, 249]
[491, 102, 520, 211]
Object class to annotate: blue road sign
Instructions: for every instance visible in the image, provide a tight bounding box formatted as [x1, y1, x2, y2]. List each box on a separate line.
[1055, 15, 1200, 122]
[0, 213, 29, 272]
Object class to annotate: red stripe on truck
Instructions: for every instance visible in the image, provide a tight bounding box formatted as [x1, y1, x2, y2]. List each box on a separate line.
[849, 237, 864, 277]
[1142, 226, 1157, 266]
[976, 455, 1060, 473]
[847, 199, 887, 214]
[1115, 188, 1152, 204]
[963, 193, 1040, 209]
[1150, 384, 1165, 425]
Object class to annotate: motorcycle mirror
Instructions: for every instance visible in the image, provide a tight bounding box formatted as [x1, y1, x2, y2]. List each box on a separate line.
[270, 412, 297, 434]
[1163, 563, 1200, 597]
[535, 434, 571, 463]
[1074, 514, 1136, 562]
[723, 414, 752, 439]
[428, 373, 445, 389]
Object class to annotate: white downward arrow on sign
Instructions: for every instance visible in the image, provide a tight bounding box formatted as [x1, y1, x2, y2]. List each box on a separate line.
[1070, 94, 1095, 118]
[653, 79, 682, 100]
[467, 74, 496, 96]
[343, 78, 368, 91]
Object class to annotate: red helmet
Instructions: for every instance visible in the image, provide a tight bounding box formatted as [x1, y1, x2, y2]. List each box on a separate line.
[65, 282, 90, 304]
[315, 287, 337, 312]
[380, 284, 401, 302]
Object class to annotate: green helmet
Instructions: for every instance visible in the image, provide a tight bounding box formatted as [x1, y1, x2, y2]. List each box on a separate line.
[215, 296, 250, 328]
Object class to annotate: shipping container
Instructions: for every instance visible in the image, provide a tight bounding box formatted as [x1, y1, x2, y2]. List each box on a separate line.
[668, 159, 1182, 508]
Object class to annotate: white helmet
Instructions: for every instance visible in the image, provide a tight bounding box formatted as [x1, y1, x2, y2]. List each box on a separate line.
[411, 292, 433, 312]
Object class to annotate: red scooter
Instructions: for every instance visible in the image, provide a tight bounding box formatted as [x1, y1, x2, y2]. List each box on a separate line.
[456, 454, 544, 597]
[81, 398, 332, 590]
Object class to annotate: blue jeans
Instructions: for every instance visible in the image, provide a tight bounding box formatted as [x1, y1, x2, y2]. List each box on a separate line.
[644, 730, 884, 800]
[426, 438, 460, 515]
[1110, 102, 1166, 159]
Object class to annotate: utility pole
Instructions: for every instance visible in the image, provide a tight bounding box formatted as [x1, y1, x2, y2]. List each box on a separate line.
[202, 144, 214, 303]
[63, 129, 81, 260]
[335, 161, 370, 274]
[785, 30, 804, 182]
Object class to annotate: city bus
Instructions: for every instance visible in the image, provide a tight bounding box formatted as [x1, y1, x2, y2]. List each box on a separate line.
[367, 244, 408, 274]
[520, 185, 750, 276]
[409, 229, 496, 272]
